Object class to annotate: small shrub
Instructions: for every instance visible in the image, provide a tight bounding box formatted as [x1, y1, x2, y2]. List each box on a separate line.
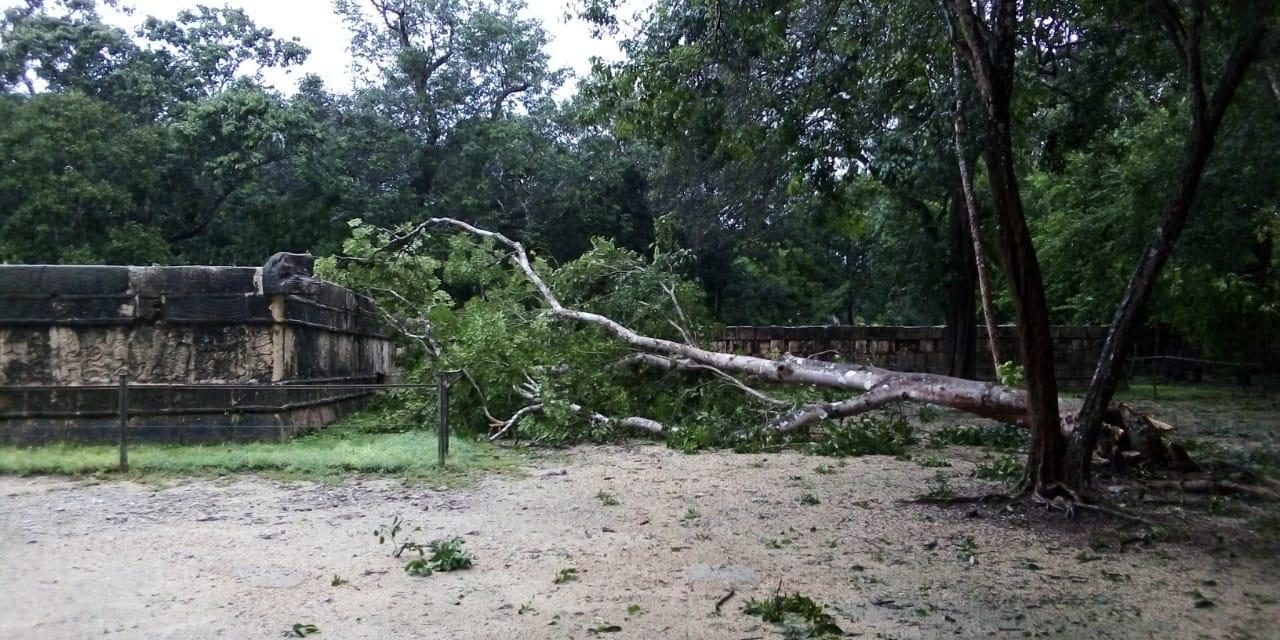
[554, 567, 579, 584]
[396, 536, 474, 577]
[596, 490, 620, 506]
[917, 455, 952, 468]
[743, 591, 843, 638]
[424, 537, 473, 571]
[974, 457, 1024, 486]
[800, 493, 821, 505]
[955, 536, 977, 564]
[924, 472, 954, 500]
[404, 558, 433, 577]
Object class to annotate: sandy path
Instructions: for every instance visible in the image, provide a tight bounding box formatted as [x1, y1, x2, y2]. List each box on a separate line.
[2, 444, 1276, 639]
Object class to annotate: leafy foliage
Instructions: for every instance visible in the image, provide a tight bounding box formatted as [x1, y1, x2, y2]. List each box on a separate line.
[809, 412, 916, 457]
[974, 457, 1026, 486]
[743, 591, 843, 639]
[930, 425, 1029, 451]
[320, 218, 757, 446]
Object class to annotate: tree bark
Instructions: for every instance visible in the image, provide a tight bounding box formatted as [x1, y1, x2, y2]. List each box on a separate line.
[1071, 5, 1270, 488]
[946, 0, 1067, 493]
[943, 183, 978, 380]
[951, 50, 1003, 373]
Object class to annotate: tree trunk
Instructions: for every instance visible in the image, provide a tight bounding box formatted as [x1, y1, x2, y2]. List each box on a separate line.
[947, 0, 1067, 493]
[1070, 9, 1270, 489]
[943, 184, 978, 379]
[951, 50, 1003, 373]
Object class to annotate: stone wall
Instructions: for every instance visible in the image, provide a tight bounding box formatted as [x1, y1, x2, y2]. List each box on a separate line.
[0, 263, 394, 444]
[714, 325, 1108, 382]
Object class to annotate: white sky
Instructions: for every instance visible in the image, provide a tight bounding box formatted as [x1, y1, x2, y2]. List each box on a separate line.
[19, 0, 648, 96]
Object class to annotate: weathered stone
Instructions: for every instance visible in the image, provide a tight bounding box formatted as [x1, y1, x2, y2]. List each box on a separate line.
[0, 259, 393, 445]
[262, 252, 320, 296]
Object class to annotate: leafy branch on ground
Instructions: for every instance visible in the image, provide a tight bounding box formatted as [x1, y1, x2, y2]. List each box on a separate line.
[743, 588, 843, 639]
[375, 517, 473, 577]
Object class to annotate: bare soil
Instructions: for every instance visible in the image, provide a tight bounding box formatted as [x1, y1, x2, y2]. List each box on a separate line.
[3, 439, 1278, 639]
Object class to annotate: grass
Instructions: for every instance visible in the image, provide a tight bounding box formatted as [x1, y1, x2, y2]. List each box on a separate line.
[0, 427, 516, 480]
[1106, 377, 1276, 404]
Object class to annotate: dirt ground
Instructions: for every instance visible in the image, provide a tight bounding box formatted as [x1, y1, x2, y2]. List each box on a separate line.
[3, 438, 1278, 640]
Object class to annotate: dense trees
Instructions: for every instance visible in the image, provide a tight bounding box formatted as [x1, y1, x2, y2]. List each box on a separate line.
[0, 0, 652, 264]
[1, 0, 1277, 491]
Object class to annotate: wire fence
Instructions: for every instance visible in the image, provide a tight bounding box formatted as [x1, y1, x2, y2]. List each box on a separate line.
[0, 371, 467, 472]
[1125, 355, 1272, 398]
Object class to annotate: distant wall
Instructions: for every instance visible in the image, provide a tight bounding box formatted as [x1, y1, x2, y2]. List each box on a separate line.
[714, 325, 1108, 382]
[0, 264, 394, 444]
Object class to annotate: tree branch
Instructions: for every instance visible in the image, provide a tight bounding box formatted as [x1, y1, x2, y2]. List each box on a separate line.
[410, 217, 1037, 425]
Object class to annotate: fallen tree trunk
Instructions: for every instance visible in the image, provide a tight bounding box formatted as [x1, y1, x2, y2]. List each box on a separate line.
[396, 218, 1177, 466]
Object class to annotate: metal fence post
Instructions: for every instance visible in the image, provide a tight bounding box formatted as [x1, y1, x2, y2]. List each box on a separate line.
[436, 372, 449, 467]
[118, 373, 129, 473]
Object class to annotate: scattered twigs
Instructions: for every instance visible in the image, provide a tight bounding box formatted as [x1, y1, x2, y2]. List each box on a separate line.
[660, 281, 700, 348]
[908, 492, 1013, 506]
[715, 586, 736, 613]
[1070, 502, 1158, 527]
[487, 403, 543, 441]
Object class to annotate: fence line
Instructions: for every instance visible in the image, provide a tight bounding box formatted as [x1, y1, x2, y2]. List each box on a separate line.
[3, 371, 466, 472]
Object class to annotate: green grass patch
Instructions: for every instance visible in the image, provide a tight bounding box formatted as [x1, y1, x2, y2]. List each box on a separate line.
[0, 428, 516, 480]
[1104, 378, 1277, 405]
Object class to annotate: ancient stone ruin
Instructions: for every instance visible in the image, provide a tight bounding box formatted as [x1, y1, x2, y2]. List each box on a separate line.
[0, 254, 392, 445]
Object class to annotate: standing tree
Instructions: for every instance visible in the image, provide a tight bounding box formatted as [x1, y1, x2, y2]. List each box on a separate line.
[941, 0, 1067, 494]
[1070, 0, 1274, 485]
[334, 0, 563, 213]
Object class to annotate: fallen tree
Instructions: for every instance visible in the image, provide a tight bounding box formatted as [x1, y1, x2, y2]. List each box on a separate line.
[386, 217, 1177, 470]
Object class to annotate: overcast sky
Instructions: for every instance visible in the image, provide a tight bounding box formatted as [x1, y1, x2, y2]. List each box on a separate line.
[68, 0, 646, 96]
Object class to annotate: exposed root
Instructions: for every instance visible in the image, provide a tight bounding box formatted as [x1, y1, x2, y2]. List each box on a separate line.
[1071, 502, 1159, 527]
